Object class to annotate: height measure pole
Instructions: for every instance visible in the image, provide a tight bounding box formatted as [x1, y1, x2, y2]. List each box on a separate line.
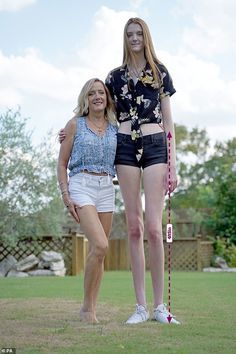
[166, 131, 173, 324]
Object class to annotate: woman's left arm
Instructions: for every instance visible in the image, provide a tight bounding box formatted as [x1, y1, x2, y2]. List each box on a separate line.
[161, 95, 178, 193]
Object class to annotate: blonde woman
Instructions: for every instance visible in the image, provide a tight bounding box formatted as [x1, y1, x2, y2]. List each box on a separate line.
[105, 18, 180, 324]
[57, 78, 117, 323]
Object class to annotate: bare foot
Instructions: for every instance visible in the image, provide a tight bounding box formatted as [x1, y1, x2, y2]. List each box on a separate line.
[79, 308, 99, 324]
[93, 314, 99, 323]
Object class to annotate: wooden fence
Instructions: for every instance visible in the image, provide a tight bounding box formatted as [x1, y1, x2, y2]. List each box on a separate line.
[72, 233, 213, 273]
[0, 233, 213, 275]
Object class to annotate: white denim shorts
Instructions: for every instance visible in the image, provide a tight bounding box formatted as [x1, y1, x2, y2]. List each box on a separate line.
[68, 173, 115, 212]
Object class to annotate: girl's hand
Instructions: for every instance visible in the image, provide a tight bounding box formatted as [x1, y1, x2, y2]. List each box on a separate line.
[58, 129, 66, 144]
[164, 165, 178, 195]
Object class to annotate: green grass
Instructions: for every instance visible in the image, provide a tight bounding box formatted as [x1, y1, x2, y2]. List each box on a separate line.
[0, 272, 235, 354]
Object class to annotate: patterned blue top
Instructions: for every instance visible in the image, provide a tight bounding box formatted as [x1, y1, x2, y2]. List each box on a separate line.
[68, 117, 118, 177]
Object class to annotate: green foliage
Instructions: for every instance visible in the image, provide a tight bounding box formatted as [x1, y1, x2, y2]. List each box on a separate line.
[206, 170, 236, 243]
[0, 108, 66, 244]
[224, 245, 236, 267]
[213, 237, 236, 267]
[175, 124, 210, 160]
[174, 124, 236, 245]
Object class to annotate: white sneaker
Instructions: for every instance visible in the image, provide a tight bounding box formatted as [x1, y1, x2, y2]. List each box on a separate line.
[153, 303, 180, 324]
[126, 304, 150, 324]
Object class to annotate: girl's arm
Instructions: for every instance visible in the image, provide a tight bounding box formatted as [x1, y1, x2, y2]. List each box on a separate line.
[161, 95, 178, 194]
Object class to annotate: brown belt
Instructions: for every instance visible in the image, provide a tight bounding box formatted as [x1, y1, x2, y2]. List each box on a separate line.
[82, 170, 108, 176]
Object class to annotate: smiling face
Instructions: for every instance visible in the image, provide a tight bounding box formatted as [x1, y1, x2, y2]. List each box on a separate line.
[87, 81, 107, 114]
[126, 22, 144, 54]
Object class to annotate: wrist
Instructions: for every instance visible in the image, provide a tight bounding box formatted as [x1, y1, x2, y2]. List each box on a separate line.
[59, 181, 68, 190]
[63, 197, 71, 208]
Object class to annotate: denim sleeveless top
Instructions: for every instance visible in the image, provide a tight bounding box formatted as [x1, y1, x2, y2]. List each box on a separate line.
[68, 117, 117, 177]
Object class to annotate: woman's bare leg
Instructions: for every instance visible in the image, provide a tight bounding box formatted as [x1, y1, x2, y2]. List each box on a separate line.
[91, 212, 113, 317]
[116, 165, 146, 306]
[77, 206, 112, 323]
[143, 164, 167, 307]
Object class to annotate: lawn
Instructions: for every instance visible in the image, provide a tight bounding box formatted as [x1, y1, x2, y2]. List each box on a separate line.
[0, 271, 235, 354]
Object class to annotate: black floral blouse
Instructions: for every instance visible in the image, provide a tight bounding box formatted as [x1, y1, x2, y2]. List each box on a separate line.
[105, 62, 176, 160]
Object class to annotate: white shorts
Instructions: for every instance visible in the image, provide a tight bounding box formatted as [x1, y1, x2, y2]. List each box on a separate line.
[68, 173, 115, 212]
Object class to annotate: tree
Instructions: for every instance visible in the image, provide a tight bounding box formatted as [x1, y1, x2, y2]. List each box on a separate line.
[175, 124, 210, 161]
[173, 127, 236, 243]
[205, 163, 236, 243]
[175, 124, 210, 191]
[0, 109, 66, 244]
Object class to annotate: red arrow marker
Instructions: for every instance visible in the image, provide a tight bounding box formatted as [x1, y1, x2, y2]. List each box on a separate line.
[167, 131, 172, 140]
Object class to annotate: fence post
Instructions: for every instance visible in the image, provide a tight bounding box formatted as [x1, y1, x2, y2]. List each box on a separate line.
[197, 234, 202, 271]
[72, 232, 87, 275]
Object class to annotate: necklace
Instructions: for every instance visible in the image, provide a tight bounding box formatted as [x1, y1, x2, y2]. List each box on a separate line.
[88, 117, 107, 135]
[128, 62, 146, 78]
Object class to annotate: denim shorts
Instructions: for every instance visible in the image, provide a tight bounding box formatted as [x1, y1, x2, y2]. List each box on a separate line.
[68, 173, 115, 212]
[115, 132, 167, 168]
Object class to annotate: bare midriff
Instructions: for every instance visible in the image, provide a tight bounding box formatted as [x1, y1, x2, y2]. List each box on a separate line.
[118, 121, 165, 136]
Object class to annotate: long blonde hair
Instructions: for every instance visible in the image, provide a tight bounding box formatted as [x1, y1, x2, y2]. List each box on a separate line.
[123, 17, 162, 85]
[73, 78, 116, 124]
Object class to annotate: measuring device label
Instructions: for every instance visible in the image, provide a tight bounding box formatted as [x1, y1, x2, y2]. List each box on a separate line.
[166, 223, 173, 243]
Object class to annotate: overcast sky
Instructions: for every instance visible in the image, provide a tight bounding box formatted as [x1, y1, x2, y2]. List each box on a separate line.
[0, 0, 235, 148]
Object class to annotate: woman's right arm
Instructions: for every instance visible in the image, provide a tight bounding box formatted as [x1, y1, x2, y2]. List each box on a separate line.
[57, 118, 80, 223]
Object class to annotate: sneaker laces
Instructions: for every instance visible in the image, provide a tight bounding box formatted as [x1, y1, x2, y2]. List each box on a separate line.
[126, 304, 150, 324]
[136, 304, 146, 313]
[132, 304, 148, 320]
[155, 303, 176, 318]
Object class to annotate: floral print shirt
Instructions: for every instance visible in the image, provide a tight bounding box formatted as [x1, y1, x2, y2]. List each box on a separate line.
[105, 62, 176, 160]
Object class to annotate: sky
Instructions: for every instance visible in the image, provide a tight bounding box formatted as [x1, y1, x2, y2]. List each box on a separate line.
[0, 0, 235, 148]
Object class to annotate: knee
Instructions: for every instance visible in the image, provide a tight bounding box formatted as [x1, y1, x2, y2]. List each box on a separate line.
[93, 241, 109, 260]
[128, 221, 144, 241]
[147, 224, 163, 244]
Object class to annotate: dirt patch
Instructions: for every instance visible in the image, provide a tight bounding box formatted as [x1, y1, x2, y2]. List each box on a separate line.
[0, 298, 127, 353]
